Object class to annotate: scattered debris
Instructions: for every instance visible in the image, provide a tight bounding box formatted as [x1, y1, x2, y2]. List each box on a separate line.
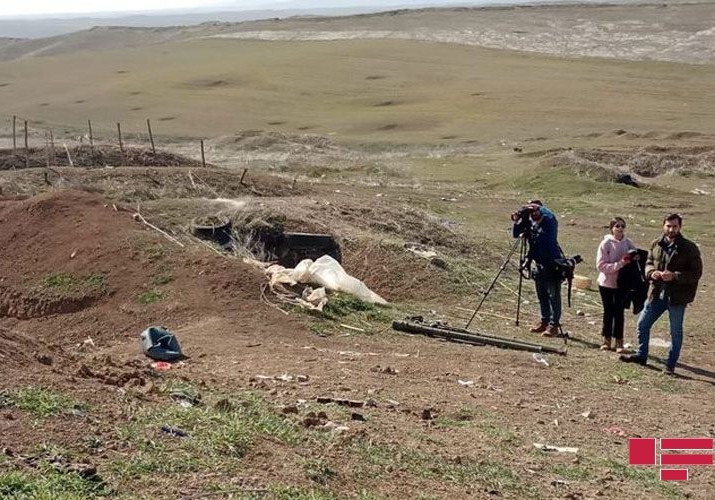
[404, 242, 438, 259]
[161, 425, 189, 438]
[281, 405, 299, 415]
[150, 361, 172, 372]
[533, 443, 579, 453]
[421, 408, 434, 420]
[650, 338, 671, 348]
[251, 374, 310, 383]
[604, 426, 628, 437]
[323, 421, 350, 433]
[581, 410, 593, 419]
[339, 323, 365, 332]
[458, 379, 474, 386]
[77, 337, 96, 351]
[316, 396, 366, 408]
[532, 353, 550, 367]
[351, 412, 366, 421]
[170, 390, 202, 408]
[34, 353, 53, 366]
[371, 365, 398, 375]
[140, 326, 183, 361]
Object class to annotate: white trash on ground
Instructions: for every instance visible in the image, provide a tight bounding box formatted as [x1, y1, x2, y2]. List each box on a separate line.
[267, 255, 387, 304]
[532, 353, 550, 367]
[649, 338, 671, 348]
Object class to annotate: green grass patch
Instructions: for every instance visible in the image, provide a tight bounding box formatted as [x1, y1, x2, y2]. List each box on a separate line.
[549, 463, 593, 481]
[136, 289, 165, 305]
[300, 292, 391, 336]
[152, 264, 173, 286]
[41, 272, 107, 295]
[600, 458, 680, 498]
[322, 293, 389, 322]
[433, 417, 470, 429]
[269, 485, 337, 500]
[9, 387, 88, 418]
[352, 441, 532, 494]
[608, 364, 644, 385]
[115, 391, 303, 474]
[0, 466, 111, 499]
[303, 458, 337, 485]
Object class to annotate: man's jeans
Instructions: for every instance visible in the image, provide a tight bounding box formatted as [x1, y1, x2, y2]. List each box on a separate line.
[635, 296, 685, 369]
[535, 276, 562, 326]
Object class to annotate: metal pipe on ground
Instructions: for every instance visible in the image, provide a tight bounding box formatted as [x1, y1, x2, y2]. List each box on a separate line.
[392, 320, 566, 355]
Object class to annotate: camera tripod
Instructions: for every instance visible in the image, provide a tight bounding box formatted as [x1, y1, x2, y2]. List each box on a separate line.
[465, 233, 529, 330]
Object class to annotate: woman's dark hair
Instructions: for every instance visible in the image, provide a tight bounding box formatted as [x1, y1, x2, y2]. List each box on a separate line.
[609, 217, 626, 230]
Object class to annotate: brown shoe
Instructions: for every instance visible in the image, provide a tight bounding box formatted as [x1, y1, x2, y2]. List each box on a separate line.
[600, 337, 613, 351]
[615, 339, 625, 354]
[542, 324, 561, 337]
[530, 321, 548, 333]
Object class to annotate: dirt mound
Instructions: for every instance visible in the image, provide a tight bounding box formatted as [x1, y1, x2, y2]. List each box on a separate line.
[546, 145, 715, 178]
[0, 325, 46, 369]
[213, 130, 339, 154]
[0, 285, 104, 319]
[0, 145, 205, 170]
[0, 190, 291, 349]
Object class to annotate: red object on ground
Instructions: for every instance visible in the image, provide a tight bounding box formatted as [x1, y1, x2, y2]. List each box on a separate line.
[151, 361, 172, 371]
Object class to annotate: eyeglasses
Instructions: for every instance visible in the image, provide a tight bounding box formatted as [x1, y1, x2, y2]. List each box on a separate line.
[614, 224, 626, 229]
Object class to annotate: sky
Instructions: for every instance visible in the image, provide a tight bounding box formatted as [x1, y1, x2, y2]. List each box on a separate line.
[1, 1, 238, 17]
[1, 0, 517, 18]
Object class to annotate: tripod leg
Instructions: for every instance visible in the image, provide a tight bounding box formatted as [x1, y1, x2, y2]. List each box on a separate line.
[465, 237, 521, 330]
[515, 236, 526, 326]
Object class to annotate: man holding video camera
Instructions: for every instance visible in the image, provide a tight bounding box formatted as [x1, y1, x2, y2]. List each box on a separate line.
[511, 200, 564, 336]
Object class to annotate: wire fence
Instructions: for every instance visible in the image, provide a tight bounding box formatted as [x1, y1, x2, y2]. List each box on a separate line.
[0, 114, 208, 169]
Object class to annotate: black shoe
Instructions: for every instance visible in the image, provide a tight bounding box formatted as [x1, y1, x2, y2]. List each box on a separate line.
[619, 354, 647, 366]
[663, 366, 676, 376]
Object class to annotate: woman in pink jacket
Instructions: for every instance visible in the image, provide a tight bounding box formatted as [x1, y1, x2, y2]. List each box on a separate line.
[596, 217, 637, 352]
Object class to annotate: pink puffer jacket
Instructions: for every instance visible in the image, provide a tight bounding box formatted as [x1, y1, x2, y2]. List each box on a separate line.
[596, 235, 636, 289]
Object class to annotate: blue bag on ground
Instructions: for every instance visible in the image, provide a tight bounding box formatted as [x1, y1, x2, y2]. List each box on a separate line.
[140, 326, 183, 361]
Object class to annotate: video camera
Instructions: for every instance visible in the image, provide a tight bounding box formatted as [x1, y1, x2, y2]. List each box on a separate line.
[554, 254, 583, 270]
[511, 205, 536, 236]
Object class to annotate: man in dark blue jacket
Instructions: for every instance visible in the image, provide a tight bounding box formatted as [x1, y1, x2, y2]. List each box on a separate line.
[512, 201, 564, 336]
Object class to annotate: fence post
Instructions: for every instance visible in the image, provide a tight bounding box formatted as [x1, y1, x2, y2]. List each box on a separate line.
[44, 131, 50, 167]
[12, 115, 16, 152]
[117, 122, 124, 153]
[200, 139, 206, 168]
[24, 120, 29, 168]
[49, 128, 56, 165]
[88, 119, 94, 149]
[146, 118, 155, 154]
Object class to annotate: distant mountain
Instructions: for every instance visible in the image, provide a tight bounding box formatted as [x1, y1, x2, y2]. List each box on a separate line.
[0, 7, 389, 39]
[0, 1, 584, 39]
[0, 1, 711, 64]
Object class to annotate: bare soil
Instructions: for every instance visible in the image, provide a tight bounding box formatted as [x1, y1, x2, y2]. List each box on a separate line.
[1, 165, 714, 499]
